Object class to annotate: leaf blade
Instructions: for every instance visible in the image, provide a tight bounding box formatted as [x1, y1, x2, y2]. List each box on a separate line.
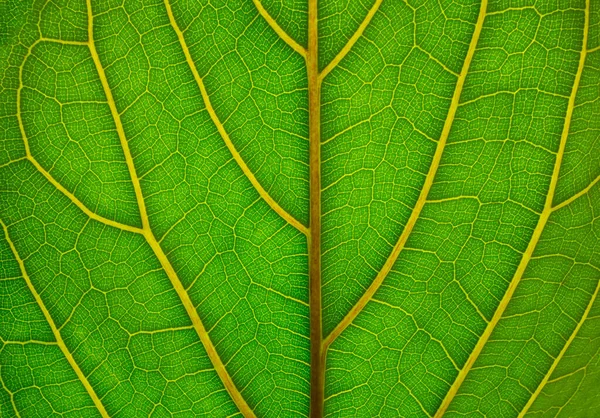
[1, 0, 598, 416]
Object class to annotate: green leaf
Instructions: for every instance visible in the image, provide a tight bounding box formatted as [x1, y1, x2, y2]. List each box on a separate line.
[0, 0, 598, 417]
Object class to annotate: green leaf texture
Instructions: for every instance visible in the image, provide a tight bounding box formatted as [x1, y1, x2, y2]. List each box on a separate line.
[0, 0, 599, 417]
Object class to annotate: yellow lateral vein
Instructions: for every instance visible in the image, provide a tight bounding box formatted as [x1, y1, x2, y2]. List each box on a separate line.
[434, 2, 589, 415]
[551, 174, 600, 212]
[0, 156, 27, 169]
[252, 0, 307, 57]
[142, 229, 256, 418]
[319, 0, 384, 81]
[1, 220, 110, 418]
[0, 338, 58, 346]
[28, 156, 145, 234]
[518, 278, 600, 417]
[164, 0, 308, 237]
[87, 1, 256, 416]
[15, 39, 143, 236]
[39, 37, 88, 46]
[0, 362, 21, 418]
[86, 0, 150, 231]
[323, 0, 488, 351]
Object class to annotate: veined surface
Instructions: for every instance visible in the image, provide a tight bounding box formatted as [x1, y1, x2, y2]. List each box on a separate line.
[0, 0, 598, 417]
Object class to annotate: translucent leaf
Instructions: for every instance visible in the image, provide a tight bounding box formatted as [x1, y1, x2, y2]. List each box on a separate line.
[0, 0, 598, 416]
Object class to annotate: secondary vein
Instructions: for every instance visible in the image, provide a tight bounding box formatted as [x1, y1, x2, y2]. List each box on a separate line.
[88, 2, 256, 416]
[14, 39, 144, 235]
[319, 0, 384, 81]
[163, 0, 308, 237]
[434, 1, 590, 415]
[86, 0, 149, 231]
[551, 173, 600, 212]
[1, 220, 110, 418]
[252, 0, 307, 57]
[518, 278, 600, 417]
[322, 0, 489, 352]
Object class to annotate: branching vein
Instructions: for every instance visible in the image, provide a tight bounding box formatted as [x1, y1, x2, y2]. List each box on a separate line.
[322, 0, 489, 352]
[252, 0, 307, 57]
[163, 0, 308, 237]
[319, 0, 384, 80]
[87, 1, 257, 416]
[1, 220, 110, 418]
[15, 39, 143, 236]
[518, 279, 600, 417]
[434, 1, 590, 415]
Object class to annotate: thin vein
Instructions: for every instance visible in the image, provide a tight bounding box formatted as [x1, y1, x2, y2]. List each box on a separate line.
[86, 0, 150, 231]
[434, 2, 589, 415]
[319, 0, 384, 81]
[163, 0, 308, 236]
[0, 220, 110, 418]
[370, 298, 460, 370]
[416, 45, 460, 77]
[547, 366, 587, 384]
[28, 156, 145, 234]
[252, 0, 307, 57]
[39, 37, 88, 46]
[0, 363, 20, 418]
[14, 39, 143, 235]
[0, 338, 58, 346]
[551, 174, 600, 212]
[87, 2, 256, 416]
[323, 0, 489, 351]
[518, 279, 600, 417]
[0, 156, 27, 169]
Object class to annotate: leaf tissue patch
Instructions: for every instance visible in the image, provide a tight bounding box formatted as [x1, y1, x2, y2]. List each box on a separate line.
[1, 0, 599, 417]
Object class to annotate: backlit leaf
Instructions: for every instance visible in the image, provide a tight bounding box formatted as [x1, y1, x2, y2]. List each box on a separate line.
[0, 0, 598, 416]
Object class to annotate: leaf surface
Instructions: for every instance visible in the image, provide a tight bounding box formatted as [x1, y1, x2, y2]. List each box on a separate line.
[0, 0, 599, 417]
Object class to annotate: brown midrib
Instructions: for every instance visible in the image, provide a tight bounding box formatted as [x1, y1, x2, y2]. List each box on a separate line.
[307, 0, 323, 416]
[310, 0, 491, 414]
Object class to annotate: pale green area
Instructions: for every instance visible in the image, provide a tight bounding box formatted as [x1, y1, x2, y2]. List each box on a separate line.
[0, 0, 598, 417]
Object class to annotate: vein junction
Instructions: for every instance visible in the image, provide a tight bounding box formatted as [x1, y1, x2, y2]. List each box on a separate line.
[1, 0, 598, 417]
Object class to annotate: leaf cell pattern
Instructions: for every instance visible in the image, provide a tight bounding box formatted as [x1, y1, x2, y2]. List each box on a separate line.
[0, 0, 598, 417]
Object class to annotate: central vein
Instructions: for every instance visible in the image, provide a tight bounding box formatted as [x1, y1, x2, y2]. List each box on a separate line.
[307, 0, 323, 416]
